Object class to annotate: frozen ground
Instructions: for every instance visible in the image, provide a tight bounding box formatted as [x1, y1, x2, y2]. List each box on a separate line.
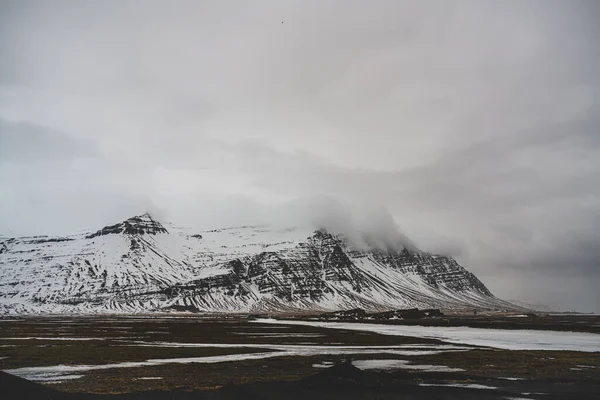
[351, 359, 463, 372]
[5, 341, 466, 382]
[255, 319, 600, 352]
[1, 316, 598, 398]
[420, 383, 498, 390]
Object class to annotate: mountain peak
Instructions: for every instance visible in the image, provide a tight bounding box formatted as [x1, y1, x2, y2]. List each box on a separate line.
[86, 213, 168, 239]
[0, 217, 514, 314]
[129, 212, 159, 224]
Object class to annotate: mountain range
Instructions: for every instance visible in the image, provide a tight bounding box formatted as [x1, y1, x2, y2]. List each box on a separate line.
[0, 213, 517, 314]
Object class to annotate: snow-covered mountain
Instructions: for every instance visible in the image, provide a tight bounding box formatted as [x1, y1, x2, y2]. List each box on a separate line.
[0, 214, 515, 314]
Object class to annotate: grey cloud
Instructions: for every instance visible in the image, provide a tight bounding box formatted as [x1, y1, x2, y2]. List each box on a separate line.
[264, 196, 416, 252]
[0, 119, 158, 234]
[0, 0, 599, 312]
[0, 120, 97, 162]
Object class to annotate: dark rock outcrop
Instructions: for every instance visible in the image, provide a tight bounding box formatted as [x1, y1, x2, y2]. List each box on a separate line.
[86, 213, 168, 239]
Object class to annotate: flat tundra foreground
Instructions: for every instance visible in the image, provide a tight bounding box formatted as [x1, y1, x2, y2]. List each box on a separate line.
[0, 314, 599, 399]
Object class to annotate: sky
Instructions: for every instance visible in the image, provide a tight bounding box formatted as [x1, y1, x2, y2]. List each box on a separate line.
[0, 0, 598, 312]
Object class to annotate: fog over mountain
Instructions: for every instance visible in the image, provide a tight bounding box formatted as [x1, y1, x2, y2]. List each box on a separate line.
[0, 0, 599, 312]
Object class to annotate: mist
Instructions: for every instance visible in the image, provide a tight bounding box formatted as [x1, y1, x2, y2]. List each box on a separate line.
[257, 196, 416, 253]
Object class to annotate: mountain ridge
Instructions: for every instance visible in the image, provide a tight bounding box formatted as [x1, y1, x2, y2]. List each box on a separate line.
[0, 214, 518, 314]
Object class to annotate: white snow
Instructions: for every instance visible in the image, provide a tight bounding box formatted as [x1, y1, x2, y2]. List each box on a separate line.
[312, 363, 333, 368]
[420, 383, 498, 390]
[255, 319, 600, 352]
[192, 265, 231, 279]
[18, 372, 84, 382]
[231, 332, 325, 338]
[352, 359, 463, 372]
[126, 340, 468, 355]
[4, 352, 285, 382]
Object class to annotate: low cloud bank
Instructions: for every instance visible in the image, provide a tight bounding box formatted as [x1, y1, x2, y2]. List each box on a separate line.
[263, 196, 416, 253]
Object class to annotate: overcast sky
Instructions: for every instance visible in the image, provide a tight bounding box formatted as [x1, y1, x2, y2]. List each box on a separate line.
[1, 0, 599, 312]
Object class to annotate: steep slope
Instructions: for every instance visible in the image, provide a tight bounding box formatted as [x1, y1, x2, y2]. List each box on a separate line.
[165, 230, 512, 313]
[0, 214, 514, 314]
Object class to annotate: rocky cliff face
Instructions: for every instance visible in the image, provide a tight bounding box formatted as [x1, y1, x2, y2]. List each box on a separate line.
[0, 214, 514, 314]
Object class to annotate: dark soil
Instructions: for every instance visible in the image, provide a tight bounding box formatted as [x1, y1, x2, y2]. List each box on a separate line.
[0, 315, 598, 399]
[3, 362, 600, 400]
